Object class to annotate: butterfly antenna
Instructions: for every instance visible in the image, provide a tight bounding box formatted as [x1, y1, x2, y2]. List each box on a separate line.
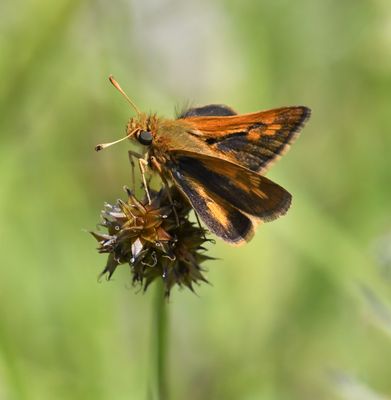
[109, 75, 141, 116]
[95, 129, 139, 151]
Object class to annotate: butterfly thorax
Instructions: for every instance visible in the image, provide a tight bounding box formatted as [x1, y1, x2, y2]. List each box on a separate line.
[126, 113, 211, 166]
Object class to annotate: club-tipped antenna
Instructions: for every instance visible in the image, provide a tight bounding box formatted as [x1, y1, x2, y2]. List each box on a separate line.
[95, 129, 139, 152]
[109, 75, 141, 116]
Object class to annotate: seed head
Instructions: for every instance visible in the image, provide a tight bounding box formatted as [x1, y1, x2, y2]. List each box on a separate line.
[90, 186, 213, 297]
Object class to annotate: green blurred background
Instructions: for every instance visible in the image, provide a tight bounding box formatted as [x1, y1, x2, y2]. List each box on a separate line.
[1, 0, 391, 399]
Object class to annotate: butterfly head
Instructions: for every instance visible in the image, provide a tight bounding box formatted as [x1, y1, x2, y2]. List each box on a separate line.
[126, 113, 158, 147]
[95, 76, 158, 152]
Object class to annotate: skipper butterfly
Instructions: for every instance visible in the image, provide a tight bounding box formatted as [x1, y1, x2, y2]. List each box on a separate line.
[96, 76, 311, 245]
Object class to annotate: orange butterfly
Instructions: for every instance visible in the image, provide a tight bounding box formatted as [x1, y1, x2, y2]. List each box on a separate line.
[96, 76, 311, 245]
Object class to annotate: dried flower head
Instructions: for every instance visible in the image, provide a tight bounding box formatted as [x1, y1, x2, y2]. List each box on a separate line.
[91, 186, 213, 297]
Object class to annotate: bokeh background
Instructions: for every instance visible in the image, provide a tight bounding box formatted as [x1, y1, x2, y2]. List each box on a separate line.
[1, 0, 391, 399]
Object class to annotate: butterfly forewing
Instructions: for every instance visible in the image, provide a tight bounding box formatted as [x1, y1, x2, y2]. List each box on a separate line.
[180, 106, 310, 173]
[171, 170, 255, 244]
[178, 104, 237, 118]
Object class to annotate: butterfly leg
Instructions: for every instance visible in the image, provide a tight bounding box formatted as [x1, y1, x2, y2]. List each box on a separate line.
[193, 210, 207, 240]
[138, 158, 152, 204]
[150, 156, 179, 226]
[128, 150, 143, 192]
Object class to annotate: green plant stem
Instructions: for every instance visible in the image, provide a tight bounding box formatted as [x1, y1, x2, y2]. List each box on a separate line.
[150, 280, 168, 400]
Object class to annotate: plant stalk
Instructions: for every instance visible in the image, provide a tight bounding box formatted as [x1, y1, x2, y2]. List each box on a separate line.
[150, 280, 168, 400]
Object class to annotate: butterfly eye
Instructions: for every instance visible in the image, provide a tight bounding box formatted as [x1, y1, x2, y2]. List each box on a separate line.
[138, 130, 153, 146]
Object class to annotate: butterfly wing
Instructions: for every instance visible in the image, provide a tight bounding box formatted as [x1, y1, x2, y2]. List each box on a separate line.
[179, 106, 310, 173]
[177, 104, 237, 118]
[169, 151, 292, 245]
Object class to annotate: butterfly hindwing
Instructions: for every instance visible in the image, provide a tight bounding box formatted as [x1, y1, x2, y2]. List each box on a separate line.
[170, 151, 292, 244]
